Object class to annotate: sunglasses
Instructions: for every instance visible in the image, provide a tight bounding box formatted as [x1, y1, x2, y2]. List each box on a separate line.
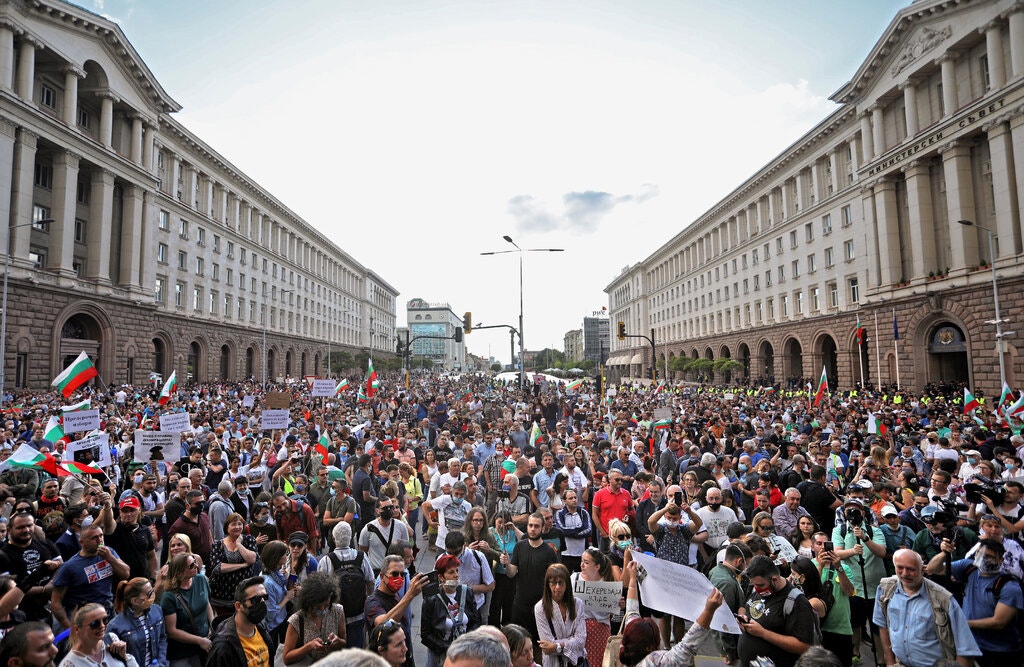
[757, 524, 775, 530]
[87, 616, 108, 630]
[613, 535, 630, 540]
[246, 594, 269, 605]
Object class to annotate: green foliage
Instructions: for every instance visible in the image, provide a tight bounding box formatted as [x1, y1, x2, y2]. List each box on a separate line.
[490, 363, 503, 372]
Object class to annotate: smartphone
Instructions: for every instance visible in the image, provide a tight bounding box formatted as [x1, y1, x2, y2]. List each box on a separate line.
[674, 491, 683, 505]
[734, 613, 747, 624]
[823, 541, 834, 554]
[422, 569, 440, 598]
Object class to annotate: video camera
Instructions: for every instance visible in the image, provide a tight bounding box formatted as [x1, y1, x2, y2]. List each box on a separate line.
[844, 506, 865, 528]
[964, 476, 1007, 506]
[930, 497, 961, 527]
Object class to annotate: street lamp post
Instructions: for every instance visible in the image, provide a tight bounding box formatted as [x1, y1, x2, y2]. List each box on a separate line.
[1, 218, 53, 405]
[481, 236, 563, 388]
[957, 220, 1011, 388]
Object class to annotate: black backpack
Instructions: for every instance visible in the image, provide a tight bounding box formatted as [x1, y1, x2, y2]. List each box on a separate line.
[328, 551, 368, 617]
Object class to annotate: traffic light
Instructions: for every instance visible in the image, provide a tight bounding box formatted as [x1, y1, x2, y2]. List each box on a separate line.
[454, 326, 464, 343]
[464, 312, 473, 334]
[396, 338, 404, 355]
[617, 321, 626, 340]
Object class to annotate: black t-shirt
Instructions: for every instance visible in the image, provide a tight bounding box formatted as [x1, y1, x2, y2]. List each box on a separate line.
[106, 521, 155, 581]
[510, 539, 560, 610]
[739, 583, 818, 667]
[517, 476, 536, 506]
[797, 480, 837, 533]
[0, 538, 60, 620]
[352, 468, 377, 521]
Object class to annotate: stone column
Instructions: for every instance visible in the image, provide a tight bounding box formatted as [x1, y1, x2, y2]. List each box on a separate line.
[1009, 111, 1024, 246]
[129, 114, 144, 165]
[140, 191, 158, 295]
[829, 148, 842, 195]
[118, 184, 144, 288]
[61, 65, 84, 127]
[872, 105, 885, 157]
[860, 112, 874, 163]
[49, 150, 81, 277]
[940, 141, 979, 268]
[198, 174, 211, 216]
[184, 165, 197, 209]
[794, 171, 805, 212]
[164, 152, 178, 197]
[0, 23, 15, 91]
[938, 54, 957, 116]
[0, 119, 15, 264]
[861, 184, 880, 288]
[903, 161, 936, 280]
[780, 180, 791, 220]
[984, 21, 1006, 90]
[849, 135, 861, 177]
[901, 80, 919, 137]
[15, 37, 39, 102]
[986, 120, 1021, 256]
[9, 128, 36, 265]
[142, 124, 157, 175]
[226, 193, 239, 229]
[85, 169, 114, 283]
[1010, 5, 1024, 79]
[98, 93, 117, 148]
[873, 177, 901, 286]
[809, 161, 820, 204]
[239, 202, 251, 235]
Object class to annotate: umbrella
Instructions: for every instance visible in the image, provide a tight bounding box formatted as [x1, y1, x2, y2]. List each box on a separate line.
[568, 368, 585, 375]
[543, 367, 560, 373]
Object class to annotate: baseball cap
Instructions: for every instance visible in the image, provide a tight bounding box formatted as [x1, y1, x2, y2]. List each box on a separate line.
[843, 497, 865, 507]
[880, 505, 899, 517]
[119, 496, 141, 510]
[288, 531, 309, 546]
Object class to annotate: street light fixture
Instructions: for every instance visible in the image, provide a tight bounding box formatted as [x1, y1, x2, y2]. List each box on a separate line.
[957, 219, 1007, 388]
[1, 218, 53, 405]
[263, 287, 293, 387]
[481, 236, 564, 388]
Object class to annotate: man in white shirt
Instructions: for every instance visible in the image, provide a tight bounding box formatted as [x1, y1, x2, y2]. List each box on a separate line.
[694, 487, 738, 550]
[358, 497, 410, 574]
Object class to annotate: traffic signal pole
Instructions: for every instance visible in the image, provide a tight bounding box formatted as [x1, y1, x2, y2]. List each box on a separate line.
[617, 322, 658, 382]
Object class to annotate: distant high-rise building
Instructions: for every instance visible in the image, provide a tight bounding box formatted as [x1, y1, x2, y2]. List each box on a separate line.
[583, 317, 609, 366]
[406, 299, 466, 371]
[564, 329, 583, 362]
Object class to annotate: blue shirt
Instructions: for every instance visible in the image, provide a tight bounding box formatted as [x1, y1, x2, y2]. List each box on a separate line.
[951, 558, 1024, 652]
[533, 469, 557, 508]
[872, 580, 981, 667]
[475, 442, 497, 464]
[264, 570, 290, 630]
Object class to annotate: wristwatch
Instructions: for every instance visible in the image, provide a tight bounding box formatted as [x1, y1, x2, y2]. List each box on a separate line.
[557, 644, 563, 655]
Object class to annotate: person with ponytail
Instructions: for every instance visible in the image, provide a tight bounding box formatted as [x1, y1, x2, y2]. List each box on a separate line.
[57, 602, 139, 667]
[108, 577, 168, 667]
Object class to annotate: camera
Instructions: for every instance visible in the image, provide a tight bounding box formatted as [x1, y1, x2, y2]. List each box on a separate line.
[964, 477, 1007, 505]
[931, 498, 961, 526]
[844, 507, 864, 527]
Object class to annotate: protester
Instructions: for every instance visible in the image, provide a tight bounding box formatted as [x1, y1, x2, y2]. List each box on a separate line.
[108, 577, 167, 667]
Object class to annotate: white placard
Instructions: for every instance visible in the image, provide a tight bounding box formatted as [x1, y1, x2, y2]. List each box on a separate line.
[724, 393, 735, 401]
[66, 432, 112, 469]
[606, 388, 617, 397]
[631, 550, 741, 635]
[242, 395, 256, 408]
[261, 409, 290, 430]
[311, 379, 337, 397]
[571, 577, 621, 616]
[133, 431, 179, 463]
[159, 412, 191, 433]
[653, 407, 673, 421]
[62, 409, 100, 433]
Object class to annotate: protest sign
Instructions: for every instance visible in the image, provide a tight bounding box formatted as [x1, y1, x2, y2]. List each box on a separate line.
[311, 379, 336, 397]
[159, 412, 191, 433]
[266, 392, 290, 409]
[242, 395, 256, 407]
[571, 577, 621, 616]
[133, 431, 179, 462]
[653, 407, 672, 422]
[63, 409, 100, 433]
[66, 432, 112, 468]
[724, 393, 735, 401]
[631, 550, 741, 635]
[261, 409, 290, 430]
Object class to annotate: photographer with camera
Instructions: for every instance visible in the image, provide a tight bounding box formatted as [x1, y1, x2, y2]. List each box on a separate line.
[916, 503, 978, 590]
[830, 497, 886, 666]
[975, 480, 1024, 540]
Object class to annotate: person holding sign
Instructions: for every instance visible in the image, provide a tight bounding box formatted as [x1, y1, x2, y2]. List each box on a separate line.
[571, 548, 618, 667]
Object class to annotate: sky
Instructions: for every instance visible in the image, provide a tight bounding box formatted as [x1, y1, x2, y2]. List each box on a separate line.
[85, 0, 907, 365]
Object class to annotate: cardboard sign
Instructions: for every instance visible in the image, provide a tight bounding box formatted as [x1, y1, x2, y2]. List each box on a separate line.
[571, 577, 621, 615]
[242, 395, 256, 407]
[653, 407, 673, 422]
[261, 409, 290, 430]
[311, 379, 337, 397]
[265, 392, 290, 409]
[159, 412, 191, 433]
[632, 550, 741, 635]
[133, 431, 179, 462]
[66, 432, 112, 468]
[63, 409, 100, 433]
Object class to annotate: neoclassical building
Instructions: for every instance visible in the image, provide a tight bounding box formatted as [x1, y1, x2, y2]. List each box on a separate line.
[0, 0, 398, 390]
[606, 0, 1024, 395]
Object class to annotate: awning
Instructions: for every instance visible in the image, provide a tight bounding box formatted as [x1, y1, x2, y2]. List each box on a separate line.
[630, 353, 643, 365]
[607, 355, 627, 366]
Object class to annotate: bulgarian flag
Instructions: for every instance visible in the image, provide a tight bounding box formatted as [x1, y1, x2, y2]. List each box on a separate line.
[565, 379, 584, 392]
[61, 460, 104, 476]
[61, 399, 91, 413]
[854, 317, 865, 346]
[357, 387, 369, 403]
[43, 416, 65, 443]
[335, 378, 350, 395]
[653, 380, 666, 395]
[1006, 392, 1024, 420]
[51, 352, 97, 398]
[314, 432, 330, 465]
[867, 413, 889, 437]
[529, 421, 543, 448]
[964, 388, 981, 414]
[652, 419, 673, 431]
[158, 371, 178, 406]
[0, 444, 66, 477]
[812, 366, 829, 407]
[365, 359, 378, 398]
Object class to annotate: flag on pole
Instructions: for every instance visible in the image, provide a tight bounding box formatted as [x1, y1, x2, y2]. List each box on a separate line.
[529, 422, 543, 448]
[893, 314, 900, 340]
[335, 378, 350, 395]
[43, 416, 64, 443]
[854, 318, 865, 345]
[652, 380, 666, 395]
[51, 352, 97, 398]
[60, 399, 91, 413]
[565, 379, 584, 392]
[61, 460, 104, 475]
[357, 387, 369, 403]
[315, 432, 330, 465]
[652, 419, 673, 431]
[0, 444, 65, 477]
[813, 366, 829, 407]
[964, 388, 981, 414]
[158, 371, 178, 406]
[1006, 393, 1024, 420]
[365, 359, 378, 399]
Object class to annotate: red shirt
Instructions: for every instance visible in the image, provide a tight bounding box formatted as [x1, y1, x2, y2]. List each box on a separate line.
[592, 486, 633, 533]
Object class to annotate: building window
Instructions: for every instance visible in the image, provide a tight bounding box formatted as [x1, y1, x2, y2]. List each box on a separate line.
[226, 268, 233, 286]
[237, 297, 244, 319]
[193, 287, 202, 311]
[811, 286, 820, 311]
[224, 294, 232, 318]
[175, 282, 185, 308]
[77, 108, 91, 129]
[157, 243, 168, 264]
[72, 260, 83, 276]
[825, 247, 835, 268]
[795, 291, 803, 314]
[767, 298, 775, 320]
[155, 277, 165, 303]
[822, 214, 832, 235]
[212, 263, 219, 281]
[197, 227, 206, 247]
[844, 240, 855, 261]
[28, 248, 45, 268]
[777, 237, 784, 254]
[159, 210, 170, 230]
[764, 243, 770, 260]
[195, 257, 204, 276]
[31, 205, 50, 230]
[849, 277, 860, 303]
[778, 265, 785, 282]
[34, 164, 52, 189]
[178, 251, 187, 270]
[841, 205, 852, 227]
[765, 270, 772, 287]
[807, 253, 816, 273]
[227, 241, 234, 259]
[805, 223, 814, 243]
[249, 300, 256, 321]
[39, 84, 56, 109]
[756, 301, 763, 322]
[240, 248, 247, 265]
[980, 54, 990, 90]
[781, 294, 789, 317]
[210, 291, 218, 315]
[76, 181, 90, 204]
[213, 235, 221, 253]
[753, 275, 760, 291]
[828, 281, 839, 308]
[752, 249, 759, 265]
[179, 219, 189, 239]
[791, 260, 800, 278]
[74, 219, 86, 243]
[790, 230, 799, 249]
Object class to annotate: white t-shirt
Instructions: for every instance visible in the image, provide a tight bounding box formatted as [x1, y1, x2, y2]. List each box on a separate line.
[693, 505, 738, 549]
[430, 494, 472, 548]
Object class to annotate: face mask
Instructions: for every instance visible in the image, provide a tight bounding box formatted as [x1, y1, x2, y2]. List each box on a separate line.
[330, 488, 337, 497]
[603, 449, 611, 457]
[245, 599, 268, 624]
[974, 550, 1001, 575]
[134, 474, 144, 484]
[190, 504, 204, 515]
[254, 515, 268, 525]
[442, 579, 459, 592]
[294, 485, 306, 493]
[707, 502, 722, 510]
[1009, 464, 1017, 471]
[752, 582, 773, 596]
[386, 575, 404, 592]
[617, 540, 632, 551]
[380, 507, 394, 521]
[968, 458, 978, 465]
[738, 464, 748, 472]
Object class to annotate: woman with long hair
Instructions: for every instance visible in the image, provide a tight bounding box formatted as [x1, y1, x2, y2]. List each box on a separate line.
[160, 553, 213, 667]
[208, 512, 260, 616]
[261, 540, 297, 642]
[790, 516, 819, 559]
[281, 571, 346, 665]
[534, 564, 586, 667]
[490, 509, 523, 626]
[572, 548, 617, 667]
[421, 554, 481, 667]
[368, 619, 408, 667]
[419, 450, 439, 539]
[680, 471, 701, 505]
[462, 506, 499, 562]
[154, 534, 202, 600]
[58, 603, 139, 667]
[399, 463, 423, 539]
[108, 577, 167, 667]
[788, 556, 828, 618]
[546, 473, 570, 510]
[501, 624, 539, 667]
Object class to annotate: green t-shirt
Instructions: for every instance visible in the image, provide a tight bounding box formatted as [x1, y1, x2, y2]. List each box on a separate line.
[818, 560, 854, 635]
[831, 524, 887, 600]
[160, 573, 211, 658]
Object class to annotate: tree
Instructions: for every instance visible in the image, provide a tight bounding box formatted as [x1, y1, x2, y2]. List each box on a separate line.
[490, 363, 502, 372]
[329, 351, 354, 374]
[535, 348, 565, 370]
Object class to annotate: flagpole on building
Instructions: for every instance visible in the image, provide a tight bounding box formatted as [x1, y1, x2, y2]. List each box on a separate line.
[857, 323, 866, 391]
[892, 308, 901, 389]
[873, 310, 882, 388]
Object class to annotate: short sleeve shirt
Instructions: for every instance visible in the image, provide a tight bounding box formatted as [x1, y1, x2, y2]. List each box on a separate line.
[52, 550, 122, 614]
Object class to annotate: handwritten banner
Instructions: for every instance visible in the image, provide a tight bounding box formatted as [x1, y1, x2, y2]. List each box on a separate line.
[311, 379, 337, 397]
[261, 409, 290, 430]
[571, 577, 621, 615]
[133, 431, 179, 463]
[159, 412, 191, 433]
[631, 550, 741, 635]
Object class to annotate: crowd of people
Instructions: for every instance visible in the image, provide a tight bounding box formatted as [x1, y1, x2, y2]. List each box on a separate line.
[0, 371, 1019, 667]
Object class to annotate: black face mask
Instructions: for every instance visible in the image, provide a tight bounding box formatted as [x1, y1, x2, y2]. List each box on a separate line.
[245, 599, 268, 624]
[190, 503, 204, 515]
[380, 507, 394, 521]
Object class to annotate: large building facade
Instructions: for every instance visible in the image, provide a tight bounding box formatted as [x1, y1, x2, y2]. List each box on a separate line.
[607, 0, 1024, 395]
[406, 299, 466, 371]
[0, 0, 398, 389]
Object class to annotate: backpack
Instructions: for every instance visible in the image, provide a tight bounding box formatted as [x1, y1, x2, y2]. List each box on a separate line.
[328, 551, 368, 617]
[817, 566, 838, 619]
[782, 586, 823, 647]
